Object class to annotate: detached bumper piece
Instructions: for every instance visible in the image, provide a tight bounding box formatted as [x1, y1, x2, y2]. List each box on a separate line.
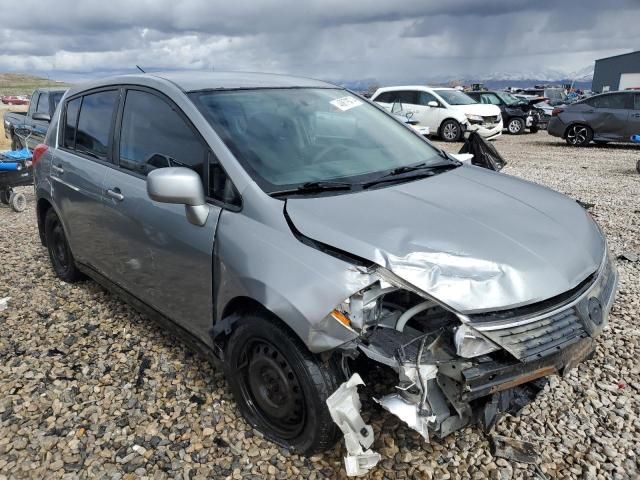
[326, 374, 381, 477]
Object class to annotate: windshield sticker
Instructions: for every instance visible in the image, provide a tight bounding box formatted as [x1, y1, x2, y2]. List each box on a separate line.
[330, 96, 363, 112]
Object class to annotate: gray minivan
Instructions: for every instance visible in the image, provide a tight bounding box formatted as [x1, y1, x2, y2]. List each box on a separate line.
[33, 72, 617, 474]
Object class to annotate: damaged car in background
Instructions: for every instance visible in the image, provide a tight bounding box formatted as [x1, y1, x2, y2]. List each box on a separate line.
[35, 72, 618, 477]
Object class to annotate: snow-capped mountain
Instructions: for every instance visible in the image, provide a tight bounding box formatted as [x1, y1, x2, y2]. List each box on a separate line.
[472, 65, 594, 83]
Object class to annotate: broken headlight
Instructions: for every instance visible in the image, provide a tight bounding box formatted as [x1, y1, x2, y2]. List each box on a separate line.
[454, 323, 500, 358]
[332, 279, 400, 331]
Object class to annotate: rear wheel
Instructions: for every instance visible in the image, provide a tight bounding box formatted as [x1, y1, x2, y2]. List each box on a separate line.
[223, 313, 342, 454]
[44, 208, 82, 282]
[565, 124, 592, 147]
[0, 188, 11, 205]
[507, 117, 525, 134]
[440, 119, 462, 142]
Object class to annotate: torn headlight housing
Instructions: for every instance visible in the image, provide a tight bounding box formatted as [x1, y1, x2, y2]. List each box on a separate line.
[454, 323, 501, 358]
[465, 113, 484, 124]
[332, 279, 400, 331]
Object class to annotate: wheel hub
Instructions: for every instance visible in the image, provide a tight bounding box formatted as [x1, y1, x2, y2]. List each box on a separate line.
[243, 341, 305, 438]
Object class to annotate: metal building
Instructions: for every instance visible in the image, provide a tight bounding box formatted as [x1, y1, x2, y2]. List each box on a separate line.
[592, 50, 640, 93]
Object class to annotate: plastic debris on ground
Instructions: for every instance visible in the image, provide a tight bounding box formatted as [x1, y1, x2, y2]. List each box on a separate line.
[458, 131, 508, 171]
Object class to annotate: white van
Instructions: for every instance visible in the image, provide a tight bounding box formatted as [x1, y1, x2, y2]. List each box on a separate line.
[371, 86, 502, 141]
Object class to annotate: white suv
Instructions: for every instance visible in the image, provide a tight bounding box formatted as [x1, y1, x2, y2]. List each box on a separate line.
[371, 86, 503, 141]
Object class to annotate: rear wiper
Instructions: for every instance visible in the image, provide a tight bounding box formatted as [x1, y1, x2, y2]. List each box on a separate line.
[270, 181, 355, 197]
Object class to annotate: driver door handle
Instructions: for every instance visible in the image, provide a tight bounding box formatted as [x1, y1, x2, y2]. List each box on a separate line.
[51, 164, 64, 175]
[106, 188, 124, 201]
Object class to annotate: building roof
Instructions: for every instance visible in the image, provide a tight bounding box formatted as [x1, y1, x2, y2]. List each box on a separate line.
[595, 50, 640, 63]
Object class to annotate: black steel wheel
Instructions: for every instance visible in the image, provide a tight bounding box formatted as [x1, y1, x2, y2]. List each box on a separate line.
[44, 208, 82, 282]
[565, 124, 592, 147]
[224, 313, 342, 454]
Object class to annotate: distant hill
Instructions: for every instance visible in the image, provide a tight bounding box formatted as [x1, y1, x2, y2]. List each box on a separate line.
[0, 73, 68, 96]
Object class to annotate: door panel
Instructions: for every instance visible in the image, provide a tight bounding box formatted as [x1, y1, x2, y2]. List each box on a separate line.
[586, 93, 630, 140]
[627, 94, 640, 139]
[100, 169, 221, 340]
[51, 149, 109, 266]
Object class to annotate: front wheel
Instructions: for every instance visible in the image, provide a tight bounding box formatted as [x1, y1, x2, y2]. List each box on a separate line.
[44, 208, 82, 282]
[507, 117, 525, 134]
[223, 314, 342, 455]
[565, 124, 592, 147]
[440, 119, 462, 142]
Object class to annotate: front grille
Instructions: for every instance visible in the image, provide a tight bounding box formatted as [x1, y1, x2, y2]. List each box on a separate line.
[482, 115, 499, 124]
[476, 308, 589, 361]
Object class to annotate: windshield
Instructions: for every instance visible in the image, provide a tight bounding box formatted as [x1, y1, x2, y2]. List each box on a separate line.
[495, 92, 522, 105]
[190, 88, 449, 193]
[434, 90, 476, 105]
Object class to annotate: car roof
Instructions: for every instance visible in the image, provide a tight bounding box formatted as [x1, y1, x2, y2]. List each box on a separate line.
[65, 71, 336, 96]
[375, 85, 449, 93]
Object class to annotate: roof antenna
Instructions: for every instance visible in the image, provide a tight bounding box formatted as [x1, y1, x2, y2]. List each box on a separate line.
[136, 65, 146, 73]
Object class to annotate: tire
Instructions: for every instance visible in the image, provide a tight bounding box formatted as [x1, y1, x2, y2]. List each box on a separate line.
[529, 126, 539, 134]
[223, 313, 342, 455]
[565, 124, 593, 147]
[507, 117, 525, 135]
[440, 119, 462, 142]
[44, 208, 82, 282]
[9, 192, 26, 212]
[0, 188, 11, 205]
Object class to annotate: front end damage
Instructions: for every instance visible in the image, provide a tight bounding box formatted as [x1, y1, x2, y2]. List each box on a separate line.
[326, 250, 618, 476]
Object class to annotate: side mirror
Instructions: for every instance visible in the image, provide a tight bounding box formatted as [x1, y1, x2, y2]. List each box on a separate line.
[147, 167, 209, 226]
[32, 112, 51, 122]
[427, 101, 439, 108]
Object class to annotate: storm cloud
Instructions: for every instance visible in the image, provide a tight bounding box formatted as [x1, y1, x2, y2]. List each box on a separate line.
[0, 0, 638, 84]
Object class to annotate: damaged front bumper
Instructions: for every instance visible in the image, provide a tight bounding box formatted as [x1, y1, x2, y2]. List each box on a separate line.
[327, 249, 617, 476]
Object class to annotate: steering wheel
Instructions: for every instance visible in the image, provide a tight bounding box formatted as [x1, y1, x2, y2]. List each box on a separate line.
[311, 144, 349, 164]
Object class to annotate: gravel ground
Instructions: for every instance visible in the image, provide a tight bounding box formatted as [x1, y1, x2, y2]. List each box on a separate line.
[0, 132, 639, 480]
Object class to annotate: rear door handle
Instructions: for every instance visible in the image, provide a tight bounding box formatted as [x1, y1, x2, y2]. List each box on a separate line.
[106, 188, 124, 201]
[632, 113, 640, 118]
[51, 164, 64, 175]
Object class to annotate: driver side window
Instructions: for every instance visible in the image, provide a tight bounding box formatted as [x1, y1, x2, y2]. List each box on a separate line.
[119, 89, 206, 185]
[418, 91, 438, 106]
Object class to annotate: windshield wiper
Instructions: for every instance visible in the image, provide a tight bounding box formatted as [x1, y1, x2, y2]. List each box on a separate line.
[270, 181, 355, 197]
[363, 162, 457, 189]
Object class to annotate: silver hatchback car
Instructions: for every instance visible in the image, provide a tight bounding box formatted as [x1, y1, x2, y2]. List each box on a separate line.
[33, 72, 617, 474]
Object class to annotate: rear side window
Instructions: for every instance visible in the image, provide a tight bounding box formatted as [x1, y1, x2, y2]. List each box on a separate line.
[587, 93, 629, 109]
[374, 91, 394, 103]
[75, 90, 118, 159]
[36, 92, 49, 114]
[118, 90, 206, 183]
[395, 90, 419, 105]
[634, 94, 640, 110]
[479, 93, 501, 105]
[63, 97, 81, 149]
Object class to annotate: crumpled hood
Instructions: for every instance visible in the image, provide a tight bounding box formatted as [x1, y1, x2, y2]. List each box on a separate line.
[286, 166, 605, 313]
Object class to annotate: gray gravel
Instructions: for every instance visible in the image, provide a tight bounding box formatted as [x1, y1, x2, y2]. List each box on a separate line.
[1, 133, 639, 479]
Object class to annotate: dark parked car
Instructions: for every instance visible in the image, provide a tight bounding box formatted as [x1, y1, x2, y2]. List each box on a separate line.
[548, 91, 640, 146]
[466, 90, 543, 134]
[3, 88, 66, 150]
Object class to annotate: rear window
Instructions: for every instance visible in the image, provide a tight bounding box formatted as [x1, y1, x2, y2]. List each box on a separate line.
[74, 90, 118, 160]
[587, 93, 630, 109]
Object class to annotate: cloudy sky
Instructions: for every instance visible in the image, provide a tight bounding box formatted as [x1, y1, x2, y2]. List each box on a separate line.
[1, 0, 639, 84]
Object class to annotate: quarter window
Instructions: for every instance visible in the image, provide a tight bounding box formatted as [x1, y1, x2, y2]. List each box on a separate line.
[75, 90, 118, 159]
[374, 92, 394, 103]
[63, 97, 81, 149]
[118, 90, 206, 184]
